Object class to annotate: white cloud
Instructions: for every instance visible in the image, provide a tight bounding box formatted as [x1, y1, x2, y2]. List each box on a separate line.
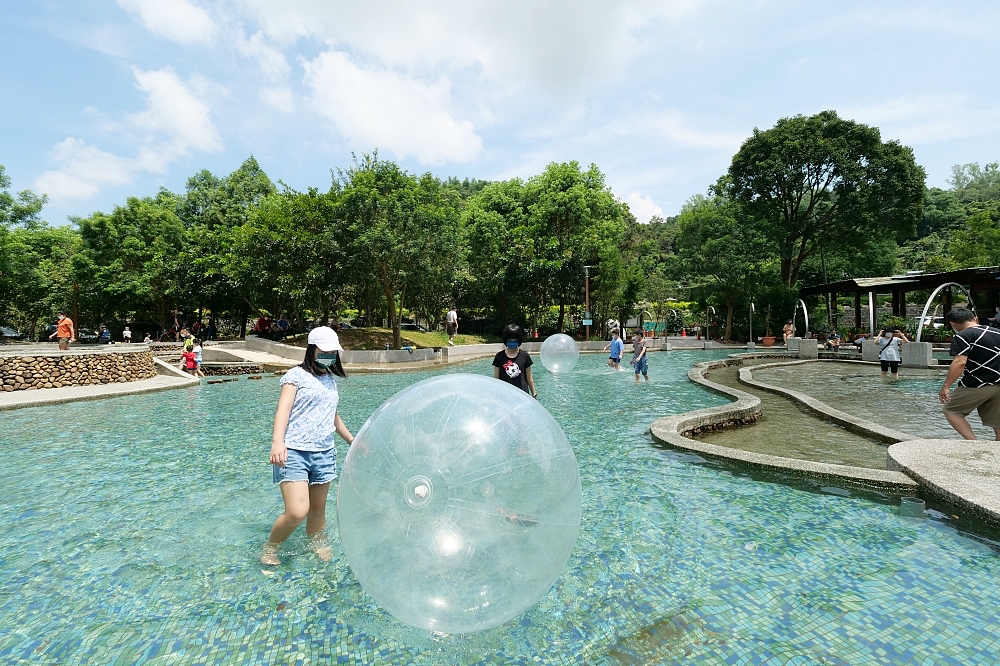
[591, 110, 745, 151]
[841, 94, 1000, 145]
[259, 86, 294, 112]
[302, 50, 482, 164]
[117, 0, 216, 44]
[129, 67, 222, 155]
[625, 192, 664, 224]
[238, 0, 704, 95]
[34, 68, 222, 201]
[236, 31, 291, 81]
[35, 139, 133, 200]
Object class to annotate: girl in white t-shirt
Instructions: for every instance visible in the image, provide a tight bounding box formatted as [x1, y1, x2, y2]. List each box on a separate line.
[262, 326, 354, 566]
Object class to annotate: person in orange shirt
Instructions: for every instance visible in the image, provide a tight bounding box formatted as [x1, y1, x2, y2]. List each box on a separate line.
[48, 311, 75, 350]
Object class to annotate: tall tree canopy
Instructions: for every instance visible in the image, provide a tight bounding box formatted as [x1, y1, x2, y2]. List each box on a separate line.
[725, 110, 925, 288]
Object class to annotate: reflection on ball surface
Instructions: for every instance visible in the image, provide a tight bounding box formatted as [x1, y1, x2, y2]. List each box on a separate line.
[539, 334, 580, 374]
[336, 374, 582, 634]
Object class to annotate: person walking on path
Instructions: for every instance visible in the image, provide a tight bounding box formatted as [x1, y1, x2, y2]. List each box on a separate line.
[782, 319, 796, 345]
[631, 332, 649, 383]
[877, 328, 908, 379]
[603, 329, 624, 370]
[48, 311, 75, 350]
[446, 306, 459, 346]
[263, 326, 354, 566]
[122, 326, 132, 343]
[492, 324, 537, 398]
[939, 308, 1000, 440]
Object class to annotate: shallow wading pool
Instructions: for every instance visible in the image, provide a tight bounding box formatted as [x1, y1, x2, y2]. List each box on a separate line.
[3, 352, 1000, 664]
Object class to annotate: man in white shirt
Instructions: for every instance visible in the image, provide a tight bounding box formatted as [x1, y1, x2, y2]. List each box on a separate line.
[446, 307, 458, 346]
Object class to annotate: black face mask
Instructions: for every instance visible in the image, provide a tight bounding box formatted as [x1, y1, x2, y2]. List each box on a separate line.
[316, 352, 338, 368]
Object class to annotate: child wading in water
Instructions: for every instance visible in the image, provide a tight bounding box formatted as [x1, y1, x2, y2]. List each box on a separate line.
[492, 324, 538, 398]
[631, 331, 650, 383]
[603, 328, 624, 370]
[262, 326, 354, 566]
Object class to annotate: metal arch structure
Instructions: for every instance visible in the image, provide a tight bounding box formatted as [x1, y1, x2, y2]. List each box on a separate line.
[792, 299, 810, 337]
[868, 292, 875, 336]
[916, 282, 977, 342]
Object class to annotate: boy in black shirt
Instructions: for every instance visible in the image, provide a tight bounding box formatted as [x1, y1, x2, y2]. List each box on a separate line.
[492, 324, 538, 398]
[939, 307, 1000, 440]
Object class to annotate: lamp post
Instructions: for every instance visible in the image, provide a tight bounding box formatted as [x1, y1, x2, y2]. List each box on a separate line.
[583, 265, 592, 341]
[748, 301, 756, 350]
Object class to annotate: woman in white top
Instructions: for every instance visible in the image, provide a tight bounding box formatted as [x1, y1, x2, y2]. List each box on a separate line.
[877, 328, 909, 379]
[262, 326, 355, 566]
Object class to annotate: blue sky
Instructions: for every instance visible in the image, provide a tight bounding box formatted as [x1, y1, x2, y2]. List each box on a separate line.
[3, 1, 1000, 225]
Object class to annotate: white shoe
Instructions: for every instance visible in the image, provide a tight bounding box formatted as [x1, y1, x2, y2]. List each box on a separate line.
[448, 340, 454, 346]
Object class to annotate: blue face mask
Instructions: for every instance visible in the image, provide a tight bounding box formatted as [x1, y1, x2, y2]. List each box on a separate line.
[315, 352, 337, 368]
[505, 340, 520, 350]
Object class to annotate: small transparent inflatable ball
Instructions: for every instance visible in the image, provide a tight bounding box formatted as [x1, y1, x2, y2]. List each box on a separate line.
[337, 374, 582, 633]
[539, 333, 580, 374]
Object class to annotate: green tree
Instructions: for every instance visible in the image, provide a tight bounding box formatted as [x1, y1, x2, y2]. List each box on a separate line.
[339, 154, 459, 348]
[0, 165, 48, 321]
[725, 110, 925, 288]
[949, 162, 1000, 204]
[406, 174, 463, 330]
[674, 197, 771, 339]
[525, 161, 630, 331]
[74, 192, 186, 328]
[463, 179, 532, 325]
[5, 224, 79, 337]
[918, 187, 966, 237]
[950, 209, 1000, 268]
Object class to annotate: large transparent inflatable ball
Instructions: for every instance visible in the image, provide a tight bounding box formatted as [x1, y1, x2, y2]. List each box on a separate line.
[337, 374, 582, 633]
[539, 333, 580, 374]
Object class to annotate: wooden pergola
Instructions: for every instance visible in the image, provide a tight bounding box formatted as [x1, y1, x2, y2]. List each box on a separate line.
[798, 266, 1000, 331]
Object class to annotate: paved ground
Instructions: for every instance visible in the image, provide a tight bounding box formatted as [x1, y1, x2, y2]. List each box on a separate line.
[888, 439, 1000, 526]
[0, 373, 198, 411]
[211, 344, 298, 369]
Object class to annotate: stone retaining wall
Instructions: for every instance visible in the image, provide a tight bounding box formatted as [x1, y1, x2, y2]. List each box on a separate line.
[0, 350, 157, 391]
[202, 363, 264, 376]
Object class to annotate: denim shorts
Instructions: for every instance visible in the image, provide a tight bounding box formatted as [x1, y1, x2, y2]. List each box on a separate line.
[634, 355, 648, 375]
[273, 447, 337, 485]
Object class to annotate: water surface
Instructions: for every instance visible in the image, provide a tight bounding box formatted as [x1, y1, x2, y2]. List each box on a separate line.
[3, 352, 1000, 664]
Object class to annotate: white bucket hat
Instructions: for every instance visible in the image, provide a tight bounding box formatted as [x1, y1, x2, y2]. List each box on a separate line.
[307, 326, 344, 352]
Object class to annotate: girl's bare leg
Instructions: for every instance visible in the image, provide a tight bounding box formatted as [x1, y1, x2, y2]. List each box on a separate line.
[306, 482, 332, 561]
[263, 481, 309, 564]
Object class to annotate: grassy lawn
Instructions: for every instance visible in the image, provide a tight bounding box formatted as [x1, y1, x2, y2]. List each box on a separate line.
[285, 328, 491, 350]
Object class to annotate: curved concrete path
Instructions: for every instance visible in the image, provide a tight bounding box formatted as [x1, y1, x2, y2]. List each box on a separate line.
[657, 355, 1000, 527]
[739, 359, 915, 443]
[888, 439, 1000, 527]
[649, 359, 917, 491]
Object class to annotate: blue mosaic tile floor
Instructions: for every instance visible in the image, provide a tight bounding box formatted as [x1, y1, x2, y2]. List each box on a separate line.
[2, 352, 999, 664]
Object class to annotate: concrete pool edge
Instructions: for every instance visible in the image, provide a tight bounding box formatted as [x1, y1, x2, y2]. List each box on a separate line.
[888, 440, 1000, 527]
[649, 358, 918, 491]
[738, 359, 917, 444]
